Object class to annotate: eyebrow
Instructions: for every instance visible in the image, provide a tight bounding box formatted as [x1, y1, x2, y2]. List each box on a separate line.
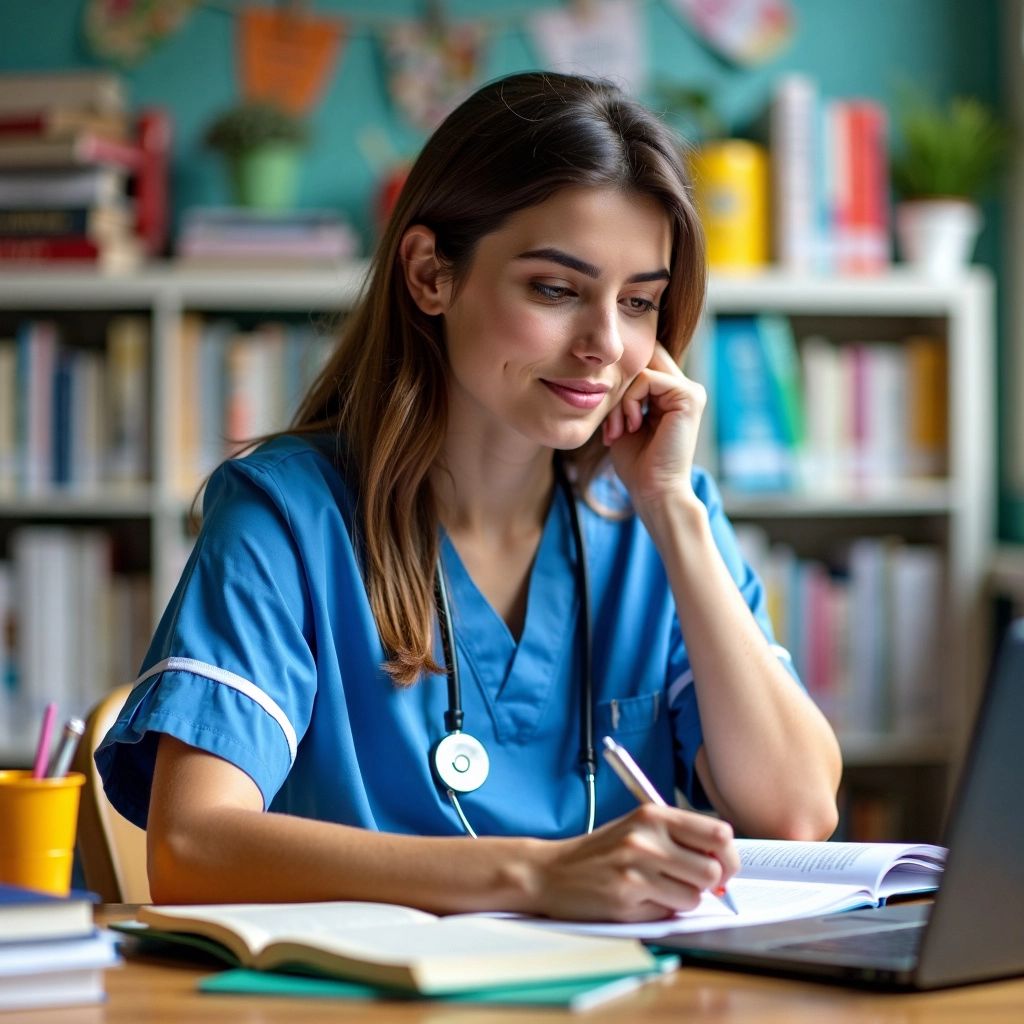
[514, 247, 670, 284]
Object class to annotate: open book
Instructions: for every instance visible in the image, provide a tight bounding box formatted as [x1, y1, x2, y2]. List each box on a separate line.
[122, 901, 655, 995]
[522, 839, 947, 940]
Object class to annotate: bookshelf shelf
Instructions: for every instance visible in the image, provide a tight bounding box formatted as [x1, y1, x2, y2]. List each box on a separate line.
[839, 733, 951, 767]
[708, 267, 991, 314]
[721, 481, 956, 518]
[0, 491, 154, 518]
[0, 266, 996, 839]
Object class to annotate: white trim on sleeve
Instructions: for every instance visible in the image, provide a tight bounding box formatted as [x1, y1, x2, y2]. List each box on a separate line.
[666, 644, 794, 707]
[667, 668, 694, 707]
[133, 656, 298, 763]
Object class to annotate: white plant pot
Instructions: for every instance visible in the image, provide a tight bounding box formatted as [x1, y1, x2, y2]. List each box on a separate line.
[895, 199, 982, 278]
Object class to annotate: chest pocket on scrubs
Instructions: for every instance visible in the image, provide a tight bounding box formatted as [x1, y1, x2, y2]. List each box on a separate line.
[596, 692, 663, 736]
[595, 692, 672, 802]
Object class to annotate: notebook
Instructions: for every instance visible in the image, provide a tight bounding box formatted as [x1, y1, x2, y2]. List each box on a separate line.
[655, 619, 1024, 990]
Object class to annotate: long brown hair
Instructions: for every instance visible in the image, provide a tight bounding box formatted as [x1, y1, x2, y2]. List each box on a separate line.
[289, 71, 706, 685]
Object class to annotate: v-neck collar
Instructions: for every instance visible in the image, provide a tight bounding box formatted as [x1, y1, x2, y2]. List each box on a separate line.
[439, 485, 580, 744]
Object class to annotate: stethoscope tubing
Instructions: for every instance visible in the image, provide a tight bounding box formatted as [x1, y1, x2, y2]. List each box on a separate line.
[432, 458, 597, 836]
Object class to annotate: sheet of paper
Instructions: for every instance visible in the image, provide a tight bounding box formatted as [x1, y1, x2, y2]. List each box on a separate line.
[509, 878, 875, 939]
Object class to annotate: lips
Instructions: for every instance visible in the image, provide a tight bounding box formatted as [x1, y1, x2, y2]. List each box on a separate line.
[541, 379, 610, 410]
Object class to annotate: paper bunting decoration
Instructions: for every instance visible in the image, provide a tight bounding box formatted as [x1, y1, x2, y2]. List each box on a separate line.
[668, 0, 794, 65]
[239, 6, 347, 117]
[83, 0, 199, 65]
[526, 0, 648, 94]
[383, 15, 487, 132]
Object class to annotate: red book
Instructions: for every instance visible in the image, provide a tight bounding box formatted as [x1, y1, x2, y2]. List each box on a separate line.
[133, 108, 171, 257]
[0, 235, 140, 271]
[0, 235, 101, 260]
[840, 101, 889, 274]
[0, 109, 130, 140]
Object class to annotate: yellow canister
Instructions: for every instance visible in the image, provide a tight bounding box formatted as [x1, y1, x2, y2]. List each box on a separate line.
[0, 769, 85, 895]
[691, 140, 770, 269]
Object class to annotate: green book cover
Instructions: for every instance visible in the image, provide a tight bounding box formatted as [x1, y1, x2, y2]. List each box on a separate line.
[197, 955, 680, 1011]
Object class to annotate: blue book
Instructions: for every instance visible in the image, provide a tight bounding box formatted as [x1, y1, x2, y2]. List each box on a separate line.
[52, 347, 73, 487]
[713, 315, 795, 492]
[0, 884, 95, 945]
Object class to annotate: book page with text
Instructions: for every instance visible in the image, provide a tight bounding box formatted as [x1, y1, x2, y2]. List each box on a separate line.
[735, 840, 945, 896]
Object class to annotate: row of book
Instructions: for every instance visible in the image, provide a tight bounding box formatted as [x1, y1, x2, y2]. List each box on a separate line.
[712, 315, 946, 493]
[0, 528, 152, 753]
[172, 315, 334, 496]
[0, 317, 149, 495]
[770, 74, 889, 274]
[0, 69, 169, 270]
[736, 526, 946, 740]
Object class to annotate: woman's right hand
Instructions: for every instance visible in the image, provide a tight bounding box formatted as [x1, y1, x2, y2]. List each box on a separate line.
[530, 804, 739, 923]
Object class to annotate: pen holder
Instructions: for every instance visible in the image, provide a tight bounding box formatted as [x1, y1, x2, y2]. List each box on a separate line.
[0, 769, 85, 895]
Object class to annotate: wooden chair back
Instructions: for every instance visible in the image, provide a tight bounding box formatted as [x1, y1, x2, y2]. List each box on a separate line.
[72, 684, 150, 903]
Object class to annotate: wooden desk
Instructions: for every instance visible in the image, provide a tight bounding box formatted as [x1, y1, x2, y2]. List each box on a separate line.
[25, 908, 1024, 1023]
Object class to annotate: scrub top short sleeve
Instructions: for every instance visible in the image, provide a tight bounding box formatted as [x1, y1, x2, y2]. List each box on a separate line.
[95, 456, 317, 828]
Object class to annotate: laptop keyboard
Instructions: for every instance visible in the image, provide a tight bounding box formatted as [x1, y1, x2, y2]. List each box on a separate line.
[776, 923, 925, 960]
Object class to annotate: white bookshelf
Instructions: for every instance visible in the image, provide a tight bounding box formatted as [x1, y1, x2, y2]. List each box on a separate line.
[0, 266, 996, 798]
[698, 267, 995, 809]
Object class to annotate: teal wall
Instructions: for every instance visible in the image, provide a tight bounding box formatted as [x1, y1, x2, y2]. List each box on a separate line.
[1, 0, 1013, 535]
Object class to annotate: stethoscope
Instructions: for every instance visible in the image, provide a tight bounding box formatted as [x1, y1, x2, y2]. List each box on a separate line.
[430, 460, 598, 838]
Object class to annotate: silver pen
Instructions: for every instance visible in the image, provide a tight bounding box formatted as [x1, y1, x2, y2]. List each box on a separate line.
[46, 717, 85, 778]
[602, 735, 739, 915]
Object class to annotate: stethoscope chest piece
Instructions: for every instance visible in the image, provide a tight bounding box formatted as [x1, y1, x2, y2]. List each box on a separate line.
[432, 731, 490, 793]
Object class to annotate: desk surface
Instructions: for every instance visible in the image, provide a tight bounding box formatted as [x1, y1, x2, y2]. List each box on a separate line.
[27, 908, 1024, 1023]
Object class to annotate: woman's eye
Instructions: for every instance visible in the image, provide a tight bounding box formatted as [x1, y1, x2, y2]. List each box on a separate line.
[623, 296, 660, 315]
[530, 282, 573, 301]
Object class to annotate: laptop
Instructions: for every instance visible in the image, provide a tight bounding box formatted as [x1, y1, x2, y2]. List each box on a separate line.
[656, 619, 1024, 990]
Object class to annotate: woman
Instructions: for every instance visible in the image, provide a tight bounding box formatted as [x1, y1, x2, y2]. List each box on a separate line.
[98, 72, 840, 921]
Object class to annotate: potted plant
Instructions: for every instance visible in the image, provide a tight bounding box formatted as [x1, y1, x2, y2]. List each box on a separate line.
[204, 101, 310, 210]
[890, 93, 1007, 277]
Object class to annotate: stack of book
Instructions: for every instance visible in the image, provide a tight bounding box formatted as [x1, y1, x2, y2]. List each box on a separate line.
[176, 207, 359, 268]
[0, 69, 169, 271]
[0, 885, 119, 1012]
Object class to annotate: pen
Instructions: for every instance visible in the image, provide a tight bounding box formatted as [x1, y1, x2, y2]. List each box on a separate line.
[46, 717, 85, 779]
[30, 702, 58, 780]
[601, 735, 739, 915]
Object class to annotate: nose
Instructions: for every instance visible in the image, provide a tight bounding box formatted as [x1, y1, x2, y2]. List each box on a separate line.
[572, 301, 624, 366]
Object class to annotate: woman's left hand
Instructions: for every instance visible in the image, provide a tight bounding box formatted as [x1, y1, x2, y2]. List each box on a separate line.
[603, 342, 706, 510]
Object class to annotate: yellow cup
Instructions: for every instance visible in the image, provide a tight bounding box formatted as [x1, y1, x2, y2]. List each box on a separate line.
[691, 140, 770, 269]
[0, 769, 85, 895]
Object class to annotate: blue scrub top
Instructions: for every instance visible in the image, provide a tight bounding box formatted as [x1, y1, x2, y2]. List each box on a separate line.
[97, 434, 795, 839]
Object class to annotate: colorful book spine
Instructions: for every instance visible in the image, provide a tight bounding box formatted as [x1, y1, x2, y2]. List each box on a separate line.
[770, 74, 820, 271]
[713, 315, 794, 492]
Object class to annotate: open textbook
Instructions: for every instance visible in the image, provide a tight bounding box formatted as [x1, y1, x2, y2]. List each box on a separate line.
[120, 901, 655, 995]
[523, 838, 947, 940]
